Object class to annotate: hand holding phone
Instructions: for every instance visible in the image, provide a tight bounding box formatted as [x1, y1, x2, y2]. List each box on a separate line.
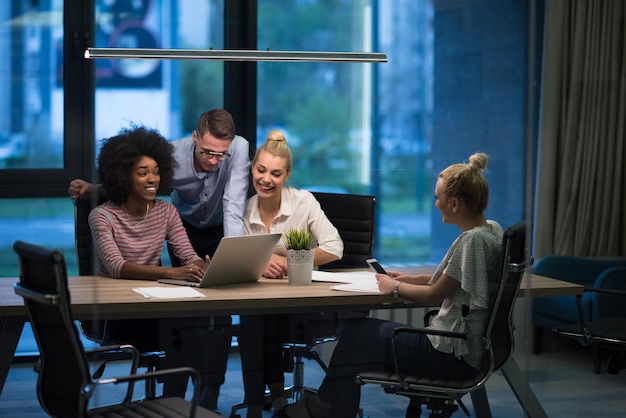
[366, 258, 388, 274]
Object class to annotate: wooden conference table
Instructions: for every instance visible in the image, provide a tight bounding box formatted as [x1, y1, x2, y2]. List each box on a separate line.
[0, 270, 582, 417]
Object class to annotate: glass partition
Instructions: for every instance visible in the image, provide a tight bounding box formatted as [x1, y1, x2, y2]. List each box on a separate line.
[1, 0, 530, 357]
[0, 0, 528, 275]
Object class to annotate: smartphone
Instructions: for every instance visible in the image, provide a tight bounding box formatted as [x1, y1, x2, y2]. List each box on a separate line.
[366, 258, 388, 274]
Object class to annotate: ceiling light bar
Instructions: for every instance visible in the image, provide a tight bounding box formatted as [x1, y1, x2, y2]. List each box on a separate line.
[84, 48, 387, 63]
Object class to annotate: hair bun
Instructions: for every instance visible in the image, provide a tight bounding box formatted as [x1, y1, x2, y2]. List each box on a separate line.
[266, 129, 287, 144]
[468, 152, 488, 171]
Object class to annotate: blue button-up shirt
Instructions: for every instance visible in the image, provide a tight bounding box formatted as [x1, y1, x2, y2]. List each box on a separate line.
[170, 135, 250, 237]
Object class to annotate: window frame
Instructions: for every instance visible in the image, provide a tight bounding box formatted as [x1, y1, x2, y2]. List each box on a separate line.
[0, 1, 94, 198]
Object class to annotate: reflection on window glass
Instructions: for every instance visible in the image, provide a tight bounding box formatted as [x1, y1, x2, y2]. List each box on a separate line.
[0, 1, 64, 170]
[258, 0, 528, 265]
[94, 0, 225, 147]
[258, 1, 434, 265]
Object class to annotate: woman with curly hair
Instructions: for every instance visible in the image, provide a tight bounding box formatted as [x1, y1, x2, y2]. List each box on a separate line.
[89, 126, 216, 406]
[90, 125, 207, 280]
[71, 110, 250, 410]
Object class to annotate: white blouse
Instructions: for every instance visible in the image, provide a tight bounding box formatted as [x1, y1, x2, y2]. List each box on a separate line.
[244, 187, 343, 259]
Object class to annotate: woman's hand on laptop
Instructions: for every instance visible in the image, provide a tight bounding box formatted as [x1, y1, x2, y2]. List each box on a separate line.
[262, 253, 288, 279]
[179, 260, 207, 283]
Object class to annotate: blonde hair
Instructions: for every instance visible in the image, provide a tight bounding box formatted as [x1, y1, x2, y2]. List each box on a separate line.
[439, 153, 489, 215]
[253, 129, 293, 173]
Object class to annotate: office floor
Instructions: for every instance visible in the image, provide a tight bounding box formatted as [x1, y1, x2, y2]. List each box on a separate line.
[3, 337, 626, 418]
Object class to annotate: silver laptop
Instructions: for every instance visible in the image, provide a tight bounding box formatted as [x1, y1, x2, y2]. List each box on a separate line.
[158, 233, 282, 287]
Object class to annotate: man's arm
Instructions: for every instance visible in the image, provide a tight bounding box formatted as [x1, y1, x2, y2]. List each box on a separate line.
[68, 179, 104, 200]
[222, 137, 251, 236]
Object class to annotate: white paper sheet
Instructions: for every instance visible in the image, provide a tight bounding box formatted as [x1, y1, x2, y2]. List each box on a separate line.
[330, 278, 382, 293]
[133, 287, 205, 299]
[312, 270, 382, 293]
[312, 270, 377, 284]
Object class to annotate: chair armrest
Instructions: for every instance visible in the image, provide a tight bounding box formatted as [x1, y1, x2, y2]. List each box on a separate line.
[393, 325, 468, 340]
[98, 366, 200, 385]
[389, 326, 489, 389]
[85, 343, 140, 358]
[85, 344, 141, 372]
[85, 344, 141, 403]
[92, 366, 203, 417]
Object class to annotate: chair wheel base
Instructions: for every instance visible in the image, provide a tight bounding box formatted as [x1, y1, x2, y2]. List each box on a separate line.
[408, 397, 460, 418]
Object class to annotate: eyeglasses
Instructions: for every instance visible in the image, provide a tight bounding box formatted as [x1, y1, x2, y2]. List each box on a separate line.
[198, 149, 231, 161]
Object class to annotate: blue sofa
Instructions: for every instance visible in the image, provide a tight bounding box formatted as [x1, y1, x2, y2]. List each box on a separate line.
[532, 255, 626, 355]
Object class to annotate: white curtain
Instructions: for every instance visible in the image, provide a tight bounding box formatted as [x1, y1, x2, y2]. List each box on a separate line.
[534, 0, 626, 258]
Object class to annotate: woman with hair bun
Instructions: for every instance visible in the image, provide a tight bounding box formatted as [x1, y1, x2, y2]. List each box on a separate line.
[238, 129, 344, 418]
[244, 129, 343, 277]
[278, 153, 503, 418]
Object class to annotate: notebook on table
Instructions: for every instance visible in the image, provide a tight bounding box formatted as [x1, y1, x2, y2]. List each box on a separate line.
[158, 233, 282, 287]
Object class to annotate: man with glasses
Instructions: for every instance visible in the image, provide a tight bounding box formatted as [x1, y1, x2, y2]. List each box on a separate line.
[69, 108, 250, 257]
[68, 108, 250, 411]
[169, 108, 250, 262]
[164, 108, 249, 411]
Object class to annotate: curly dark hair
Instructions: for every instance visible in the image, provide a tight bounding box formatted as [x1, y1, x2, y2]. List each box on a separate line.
[97, 126, 177, 204]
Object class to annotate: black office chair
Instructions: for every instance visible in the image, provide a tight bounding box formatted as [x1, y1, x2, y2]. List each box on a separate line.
[13, 240, 219, 418]
[284, 193, 376, 402]
[552, 267, 626, 375]
[356, 221, 533, 418]
[313, 192, 376, 270]
[74, 196, 165, 399]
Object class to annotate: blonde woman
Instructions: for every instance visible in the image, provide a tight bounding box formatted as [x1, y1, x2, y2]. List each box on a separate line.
[238, 130, 343, 418]
[279, 153, 503, 418]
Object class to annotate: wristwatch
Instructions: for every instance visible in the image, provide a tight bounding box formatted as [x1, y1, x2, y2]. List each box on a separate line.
[392, 281, 401, 299]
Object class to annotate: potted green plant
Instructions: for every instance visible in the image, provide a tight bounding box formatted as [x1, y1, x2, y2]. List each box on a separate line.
[283, 228, 317, 285]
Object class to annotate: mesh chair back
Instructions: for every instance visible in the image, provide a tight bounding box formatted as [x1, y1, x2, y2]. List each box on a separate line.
[75, 196, 106, 276]
[312, 192, 376, 269]
[14, 241, 218, 418]
[355, 221, 533, 418]
[488, 221, 531, 371]
[74, 196, 111, 341]
[14, 240, 93, 417]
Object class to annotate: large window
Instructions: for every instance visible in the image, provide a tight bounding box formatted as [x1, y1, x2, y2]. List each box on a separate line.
[256, 0, 527, 264]
[257, 1, 435, 264]
[0, 0, 529, 279]
[0, 0, 91, 197]
[0, 1, 64, 171]
[0, 1, 77, 277]
[94, 0, 225, 144]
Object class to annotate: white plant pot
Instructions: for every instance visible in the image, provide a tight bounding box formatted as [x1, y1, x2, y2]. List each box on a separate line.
[286, 249, 315, 286]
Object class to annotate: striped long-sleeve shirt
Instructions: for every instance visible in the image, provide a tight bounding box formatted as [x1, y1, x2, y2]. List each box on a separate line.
[89, 199, 201, 278]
